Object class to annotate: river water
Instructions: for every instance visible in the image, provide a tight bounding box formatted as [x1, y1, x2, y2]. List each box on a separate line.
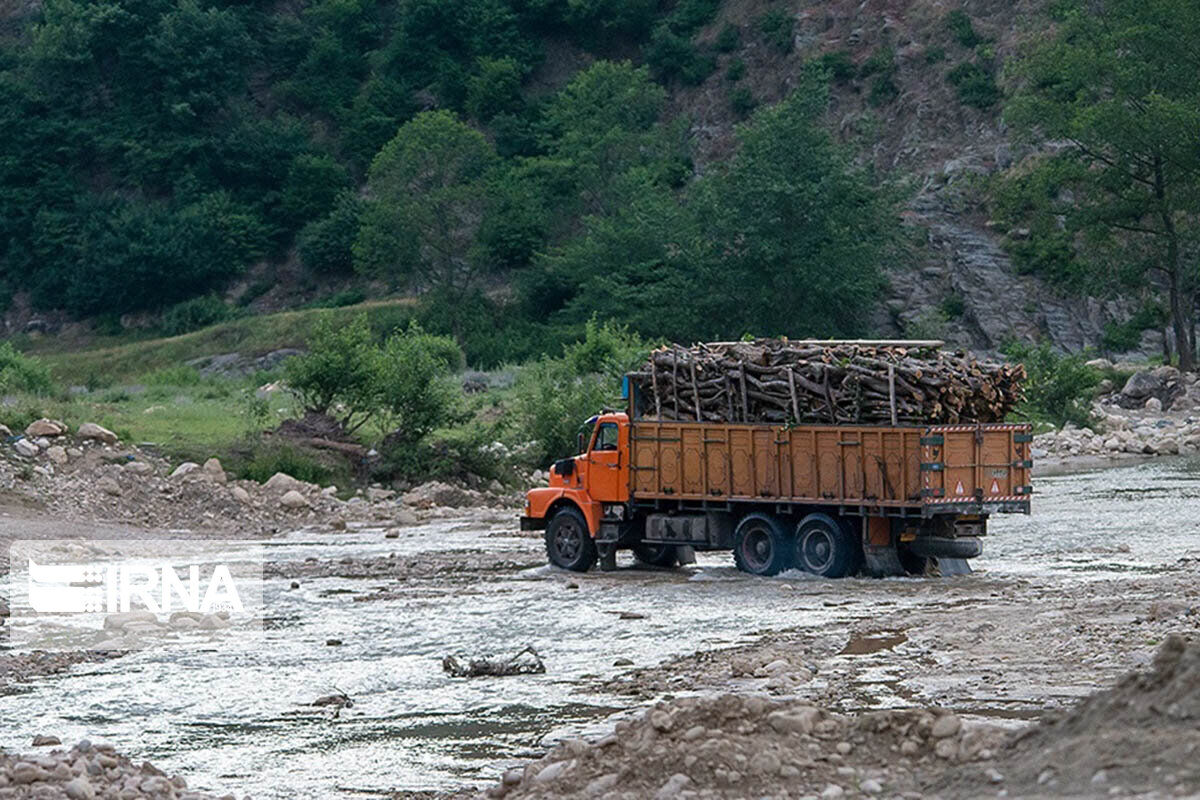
[3, 457, 1199, 797]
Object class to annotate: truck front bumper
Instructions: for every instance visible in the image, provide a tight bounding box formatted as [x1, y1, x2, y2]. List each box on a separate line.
[520, 516, 546, 531]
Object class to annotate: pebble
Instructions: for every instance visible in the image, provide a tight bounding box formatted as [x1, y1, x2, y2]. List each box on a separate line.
[860, 778, 883, 794]
[821, 784, 845, 799]
[31, 734, 60, 746]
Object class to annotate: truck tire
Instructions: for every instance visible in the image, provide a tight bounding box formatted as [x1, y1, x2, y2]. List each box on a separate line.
[632, 543, 678, 568]
[733, 513, 792, 576]
[545, 507, 597, 572]
[794, 513, 860, 578]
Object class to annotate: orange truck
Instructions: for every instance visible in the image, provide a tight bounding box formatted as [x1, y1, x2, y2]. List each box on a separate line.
[521, 380, 1032, 577]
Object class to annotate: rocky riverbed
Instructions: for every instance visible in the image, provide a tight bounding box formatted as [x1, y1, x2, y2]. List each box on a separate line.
[3, 416, 1200, 799]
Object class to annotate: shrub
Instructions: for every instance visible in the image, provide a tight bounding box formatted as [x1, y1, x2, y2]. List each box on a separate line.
[757, 10, 793, 53]
[644, 28, 716, 84]
[0, 342, 53, 395]
[507, 319, 648, 466]
[925, 46, 946, 64]
[868, 76, 900, 106]
[161, 296, 235, 336]
[815, 50, 855, 82]
[1004, 341, 1099, 428]
[947, 61, 1000, 109]
[375, 323, 462, 445]
[1102, 305, 1165, 353]
[714, 24, 739, 53]
[284, 314, 381, 431]
[235, 442, 334, 485]
[725, 58, 746, 81]
[858, 46, 895, 78]
[946, 10, 984, 48]
[730, 86, 756, 117]
[939, 293, 966, 319]
[284, 314, 462, 440]
[306, 288, 368, 308]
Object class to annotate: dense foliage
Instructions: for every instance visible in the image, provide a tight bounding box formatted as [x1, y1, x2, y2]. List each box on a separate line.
[0, 0, 906, 366]
[1005, 0, 1200, 367]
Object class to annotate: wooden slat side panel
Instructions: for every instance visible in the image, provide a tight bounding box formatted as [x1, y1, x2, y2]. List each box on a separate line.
[659, 424, 682, 495]
[752, 429, 778, 497]
[682, 427, 704, 495]
[790, 430, 815, 499]
[730, 428, 754, 497]
[942, 431, 976, 500]
[863, 432, 884, 501]
[982, 430, 1014, 497]
[816, 431, 840, 499]
[706, 428, 731, 497]
[842, 433, 865, 499]
[631, 423, 658, 494]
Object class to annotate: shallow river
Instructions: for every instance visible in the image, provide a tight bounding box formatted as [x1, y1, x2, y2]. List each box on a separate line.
[3, 457, 1200, 797]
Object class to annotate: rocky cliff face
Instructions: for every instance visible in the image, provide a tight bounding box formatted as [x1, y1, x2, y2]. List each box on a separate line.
[675, 0, 1134, 354]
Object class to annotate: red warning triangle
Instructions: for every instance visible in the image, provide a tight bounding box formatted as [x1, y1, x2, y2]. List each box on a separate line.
[955, 480, 965, 495]
[990, 478, 1001, 494]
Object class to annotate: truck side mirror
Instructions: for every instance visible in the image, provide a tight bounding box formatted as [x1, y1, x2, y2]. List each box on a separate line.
[577, 432, 585, 453]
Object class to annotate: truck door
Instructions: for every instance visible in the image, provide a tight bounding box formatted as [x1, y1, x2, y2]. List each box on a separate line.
[586, 420, 627, 502]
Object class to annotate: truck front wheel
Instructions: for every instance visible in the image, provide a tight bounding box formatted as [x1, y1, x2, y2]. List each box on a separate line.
[545, 507, 597, 572]
[794, 513, 861, 578]
[733, 514, 792, 576]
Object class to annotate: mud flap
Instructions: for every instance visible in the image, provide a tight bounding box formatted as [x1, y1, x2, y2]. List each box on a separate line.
[862, 545, 905, 578]
[597, 543, 617, 572]
[675, 546, 697, 566]
[926, 556, 973, 577]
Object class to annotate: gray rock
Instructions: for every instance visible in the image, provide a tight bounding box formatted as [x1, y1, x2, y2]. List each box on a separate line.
[124, 461, 153, 476]
[12, 762, 49, 783]
[76, 422, 118, 444]
[14, 438, 38, 457]
[98, 477, 121, 496]
[170, 461, 201, 478]
[264, 472, 306, 493]
[230, 486, 251, 504]
[931, 713, 962, 738]
[31, 734, 60, 746]
[25, 418, 67, 437]
[203, 457, 227, 484]
[64, 777, 95, 800]
[46, 445, 68, 465]
[280, 490, 309, 509]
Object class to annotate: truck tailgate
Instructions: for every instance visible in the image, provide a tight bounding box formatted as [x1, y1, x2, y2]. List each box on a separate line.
[920, 423, 1033, 515]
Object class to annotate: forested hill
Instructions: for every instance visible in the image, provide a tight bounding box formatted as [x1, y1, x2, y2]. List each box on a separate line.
[2, 0, 1196, 367]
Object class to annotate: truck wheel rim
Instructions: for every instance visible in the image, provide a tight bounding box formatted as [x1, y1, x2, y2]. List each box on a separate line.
[800, 528, 834, 572]
[554, 519, 583, 561]
[741, 526, 773, 571]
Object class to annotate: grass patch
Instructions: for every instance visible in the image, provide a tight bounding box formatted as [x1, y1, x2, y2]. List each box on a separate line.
[26, 299, 416, 386]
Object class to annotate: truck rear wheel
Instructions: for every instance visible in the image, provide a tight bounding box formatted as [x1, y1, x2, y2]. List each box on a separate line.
[733, 514, 792, 576]
[632, 543, 678, 568]
[794, 513, 860, 578]
[545, 507, 597, 572]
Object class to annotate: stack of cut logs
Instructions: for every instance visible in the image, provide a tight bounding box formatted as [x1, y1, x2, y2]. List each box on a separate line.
[629, 339, 1025, 425]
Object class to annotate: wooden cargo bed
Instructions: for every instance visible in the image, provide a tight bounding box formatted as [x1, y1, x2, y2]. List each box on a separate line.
[628, 420, 1032, 516]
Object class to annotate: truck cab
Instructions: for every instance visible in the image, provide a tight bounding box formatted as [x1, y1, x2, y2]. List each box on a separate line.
[521, 412, 630, 571]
